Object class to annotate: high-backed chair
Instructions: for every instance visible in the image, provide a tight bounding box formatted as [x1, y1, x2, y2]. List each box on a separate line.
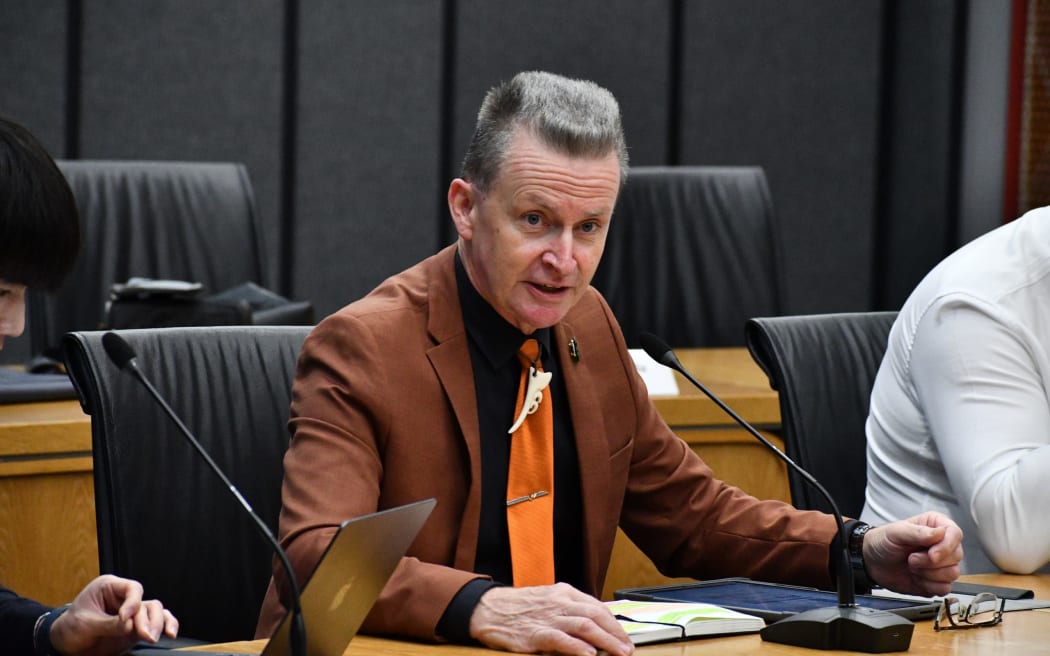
[591, 166, 782, 347]
[745, 312, 898, 517]
[31, 161, 269, 360]
[63, 325, 310, 643]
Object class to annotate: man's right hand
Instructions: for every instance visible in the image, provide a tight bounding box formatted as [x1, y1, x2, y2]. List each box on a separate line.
[49, 574, 178, 656]
[469, 583, 634, 656]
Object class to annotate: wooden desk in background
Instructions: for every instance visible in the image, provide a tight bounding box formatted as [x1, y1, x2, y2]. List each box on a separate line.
[183, 575, 1050, 656]
[0, 349, 785, 607]
[0, 398, 97, 605]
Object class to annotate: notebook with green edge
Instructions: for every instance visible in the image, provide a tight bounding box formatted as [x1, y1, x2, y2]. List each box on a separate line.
[607, 598, 764, 645]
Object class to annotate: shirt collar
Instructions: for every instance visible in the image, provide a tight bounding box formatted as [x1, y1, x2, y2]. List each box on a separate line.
[455, 249, 552, 369]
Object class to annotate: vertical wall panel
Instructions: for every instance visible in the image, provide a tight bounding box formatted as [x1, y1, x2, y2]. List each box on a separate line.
[295, 1, 444, 315]
[958, 0, 1011, 243]
[0, 1, 67, 154]
[680, 0, 883, 314]
[878, 1, 965, 308]
[77, 1, 284, 288]
[452, 0, 672, 175]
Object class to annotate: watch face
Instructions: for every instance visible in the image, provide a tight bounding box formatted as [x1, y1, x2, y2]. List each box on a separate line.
[849, 524, 871, 555]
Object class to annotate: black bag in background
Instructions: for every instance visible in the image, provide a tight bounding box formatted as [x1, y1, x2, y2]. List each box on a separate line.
[105, 279, 313, 329]
[207, 281, 315, 325]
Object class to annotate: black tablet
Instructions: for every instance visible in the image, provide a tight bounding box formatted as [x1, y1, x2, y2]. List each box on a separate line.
[615, 578, 940, 623]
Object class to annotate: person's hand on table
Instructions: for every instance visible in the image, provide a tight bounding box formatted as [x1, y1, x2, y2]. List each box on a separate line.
[470, 583, 634, 656]
[49, 574, 179, 656]
[864, 511, 964, 597]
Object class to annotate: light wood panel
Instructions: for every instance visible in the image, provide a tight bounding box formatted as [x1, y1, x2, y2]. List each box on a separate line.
[0, 399, 92, 453]
[0, 399, 97, 605]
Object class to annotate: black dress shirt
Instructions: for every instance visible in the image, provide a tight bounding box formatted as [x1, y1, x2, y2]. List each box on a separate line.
[437, 253, 584, 640]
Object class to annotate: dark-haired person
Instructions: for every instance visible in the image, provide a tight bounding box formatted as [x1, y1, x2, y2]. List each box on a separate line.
[257, 72, 963, 656]
[0, 115, 179, 655]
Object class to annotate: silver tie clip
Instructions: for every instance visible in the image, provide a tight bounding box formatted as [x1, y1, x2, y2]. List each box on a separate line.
[506, 490, 550, 507]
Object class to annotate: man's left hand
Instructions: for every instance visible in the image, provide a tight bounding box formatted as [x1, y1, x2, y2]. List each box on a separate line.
[863, 512, 963, 597]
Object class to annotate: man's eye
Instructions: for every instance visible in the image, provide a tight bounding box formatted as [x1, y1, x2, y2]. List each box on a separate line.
[580, 221, 598, 233]
[524, 213, 542, 226]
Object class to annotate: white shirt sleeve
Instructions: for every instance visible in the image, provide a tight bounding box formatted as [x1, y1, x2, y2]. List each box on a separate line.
[909, 297, 1050, 573]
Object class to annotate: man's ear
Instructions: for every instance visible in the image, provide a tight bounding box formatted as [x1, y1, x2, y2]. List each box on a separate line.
[448, 178, 476, 240]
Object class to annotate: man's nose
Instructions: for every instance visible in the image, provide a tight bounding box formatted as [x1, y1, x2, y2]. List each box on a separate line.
[542, 230, 577, 273]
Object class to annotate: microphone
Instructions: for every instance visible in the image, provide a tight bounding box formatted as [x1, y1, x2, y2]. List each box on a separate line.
[101, 332, 306, 656]
[639, 333, 913, 653]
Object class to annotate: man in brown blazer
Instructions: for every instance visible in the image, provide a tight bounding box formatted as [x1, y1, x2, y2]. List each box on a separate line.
[257, 72, 963, 656]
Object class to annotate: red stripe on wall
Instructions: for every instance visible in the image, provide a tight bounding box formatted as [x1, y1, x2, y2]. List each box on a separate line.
[1003, 0, 1027, 223]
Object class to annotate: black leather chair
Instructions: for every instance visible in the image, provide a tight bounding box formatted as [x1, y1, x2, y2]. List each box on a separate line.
[63, 325, 310, 643]
[592, 166, 782, 347]
[745, 312, 898, 517]
[30, 161, 270, 361]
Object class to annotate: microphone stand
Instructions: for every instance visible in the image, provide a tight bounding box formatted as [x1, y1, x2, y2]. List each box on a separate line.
[639, 333, 913, 653]
[102, 332, 306, 656]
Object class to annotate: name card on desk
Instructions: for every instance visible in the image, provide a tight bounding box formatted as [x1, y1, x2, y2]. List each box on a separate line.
[629, 349, 680, 396]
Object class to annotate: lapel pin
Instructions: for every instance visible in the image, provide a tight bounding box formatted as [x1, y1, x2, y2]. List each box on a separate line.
[568, 337, 580, 362]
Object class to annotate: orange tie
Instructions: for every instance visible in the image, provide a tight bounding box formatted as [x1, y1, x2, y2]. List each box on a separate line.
[505, 338, 555, 587]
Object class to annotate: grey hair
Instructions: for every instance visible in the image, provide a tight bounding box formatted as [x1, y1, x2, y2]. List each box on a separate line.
[460, 71, 629, 191]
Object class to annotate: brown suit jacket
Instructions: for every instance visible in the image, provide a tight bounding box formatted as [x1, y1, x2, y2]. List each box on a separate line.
[257, 245, 837, 641]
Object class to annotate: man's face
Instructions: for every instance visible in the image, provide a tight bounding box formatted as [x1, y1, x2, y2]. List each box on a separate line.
[0, 280, 27, 350]
[449, 128, 621, 335]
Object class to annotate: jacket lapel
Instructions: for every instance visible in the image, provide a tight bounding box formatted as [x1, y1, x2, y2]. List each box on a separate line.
[423, 247, 485, 570]
[554, 320, 612, 594]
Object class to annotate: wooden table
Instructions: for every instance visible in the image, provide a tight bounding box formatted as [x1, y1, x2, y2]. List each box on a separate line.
[0, 398, 96, 605]
[0, 349, 784, 606]
[183, 574, 1050, 655]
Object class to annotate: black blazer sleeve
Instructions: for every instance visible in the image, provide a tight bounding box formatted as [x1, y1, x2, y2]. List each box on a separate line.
[0, 584, 51, 655]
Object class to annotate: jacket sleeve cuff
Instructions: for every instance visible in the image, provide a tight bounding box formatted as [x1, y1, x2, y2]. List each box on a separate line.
[435, 578, 502, 644]
[34, 604, 70, 656]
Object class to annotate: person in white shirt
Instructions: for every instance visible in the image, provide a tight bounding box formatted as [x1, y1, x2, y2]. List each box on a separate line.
[862, 207, 1050, 574]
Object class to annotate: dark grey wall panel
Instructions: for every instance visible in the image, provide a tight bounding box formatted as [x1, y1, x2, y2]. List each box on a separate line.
[0, 1, 978, 347]
[77, 1, 284, 289]
[294, 1, 444, 315]
[680, 1, 883, 315]
[452, 0, 672, 176]
[878, 1, 964, 308]
[0, 1, 66, 155]
[959, 0, 1011, 243]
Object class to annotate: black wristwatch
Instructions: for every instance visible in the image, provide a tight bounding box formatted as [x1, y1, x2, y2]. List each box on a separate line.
[848, 522, 874, 592]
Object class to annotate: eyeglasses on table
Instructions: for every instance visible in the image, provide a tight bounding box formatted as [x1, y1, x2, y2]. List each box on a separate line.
[934, 592, 1006, 632]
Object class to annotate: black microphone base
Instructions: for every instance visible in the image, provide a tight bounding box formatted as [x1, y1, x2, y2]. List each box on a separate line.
[760, 605, 914, 653]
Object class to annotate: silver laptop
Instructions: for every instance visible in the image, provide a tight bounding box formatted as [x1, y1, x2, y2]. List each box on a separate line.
[145, 498, 435, 656]
[262, 498, 435, 656]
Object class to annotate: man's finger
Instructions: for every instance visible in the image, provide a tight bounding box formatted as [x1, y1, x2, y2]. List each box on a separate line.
[134, 601, 165, 642]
